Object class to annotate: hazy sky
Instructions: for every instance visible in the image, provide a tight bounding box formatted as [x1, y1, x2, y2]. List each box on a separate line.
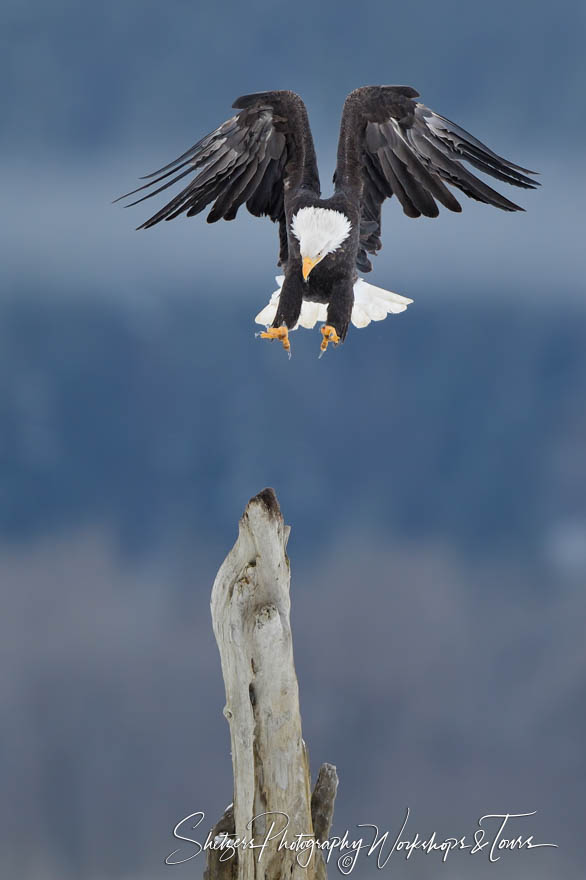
[2, 0, 585, 302]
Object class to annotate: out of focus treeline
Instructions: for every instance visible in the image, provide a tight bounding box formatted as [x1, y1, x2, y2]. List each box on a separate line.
[1, 291, 584, 879]
[2, 293, 585, 565]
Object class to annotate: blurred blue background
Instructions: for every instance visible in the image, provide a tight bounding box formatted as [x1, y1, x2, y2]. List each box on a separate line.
[2, 1, 585, 877]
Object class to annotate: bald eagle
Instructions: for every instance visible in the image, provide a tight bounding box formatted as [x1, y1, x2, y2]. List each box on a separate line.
[117, 87, 538, 355]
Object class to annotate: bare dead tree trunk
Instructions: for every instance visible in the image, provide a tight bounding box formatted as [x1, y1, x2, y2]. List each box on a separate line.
[207, 488, 338, 880]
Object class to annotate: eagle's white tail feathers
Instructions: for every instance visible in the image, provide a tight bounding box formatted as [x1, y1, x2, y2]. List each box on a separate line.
[351, 278, 413, 327]
[254, 276, 413, 330]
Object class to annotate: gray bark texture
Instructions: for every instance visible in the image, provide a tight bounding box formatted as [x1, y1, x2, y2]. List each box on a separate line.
[208, 488, 337, 880]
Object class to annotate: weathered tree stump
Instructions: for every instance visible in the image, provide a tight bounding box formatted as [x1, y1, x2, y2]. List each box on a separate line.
[208, 488, 338, 880]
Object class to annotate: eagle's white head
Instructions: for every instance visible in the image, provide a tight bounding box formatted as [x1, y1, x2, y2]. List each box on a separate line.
[291, 206, 352, 280]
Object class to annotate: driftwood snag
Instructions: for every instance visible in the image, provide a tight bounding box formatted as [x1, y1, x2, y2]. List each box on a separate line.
[209, 488, 338, 880]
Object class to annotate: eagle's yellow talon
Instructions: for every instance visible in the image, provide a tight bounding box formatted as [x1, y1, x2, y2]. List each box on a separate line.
[260, 326, 290, 353]
[320, 325, 340, 352]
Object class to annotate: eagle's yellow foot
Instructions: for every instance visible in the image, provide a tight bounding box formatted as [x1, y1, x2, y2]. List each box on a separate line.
[320, 325, 340, 354]
[260, 325, 290, 354]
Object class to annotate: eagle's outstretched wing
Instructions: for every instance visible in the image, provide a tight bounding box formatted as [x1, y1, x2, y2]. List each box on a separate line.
[335, 86, 540, 272]
[115, 91, 320, 266]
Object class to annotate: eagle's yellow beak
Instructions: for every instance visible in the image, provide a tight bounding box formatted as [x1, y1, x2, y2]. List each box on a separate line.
[302, 256, 320, 281]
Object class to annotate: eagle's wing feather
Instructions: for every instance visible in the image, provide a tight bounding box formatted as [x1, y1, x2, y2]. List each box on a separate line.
[115, 91, 320, 267]
[335, 86, 539, 272]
